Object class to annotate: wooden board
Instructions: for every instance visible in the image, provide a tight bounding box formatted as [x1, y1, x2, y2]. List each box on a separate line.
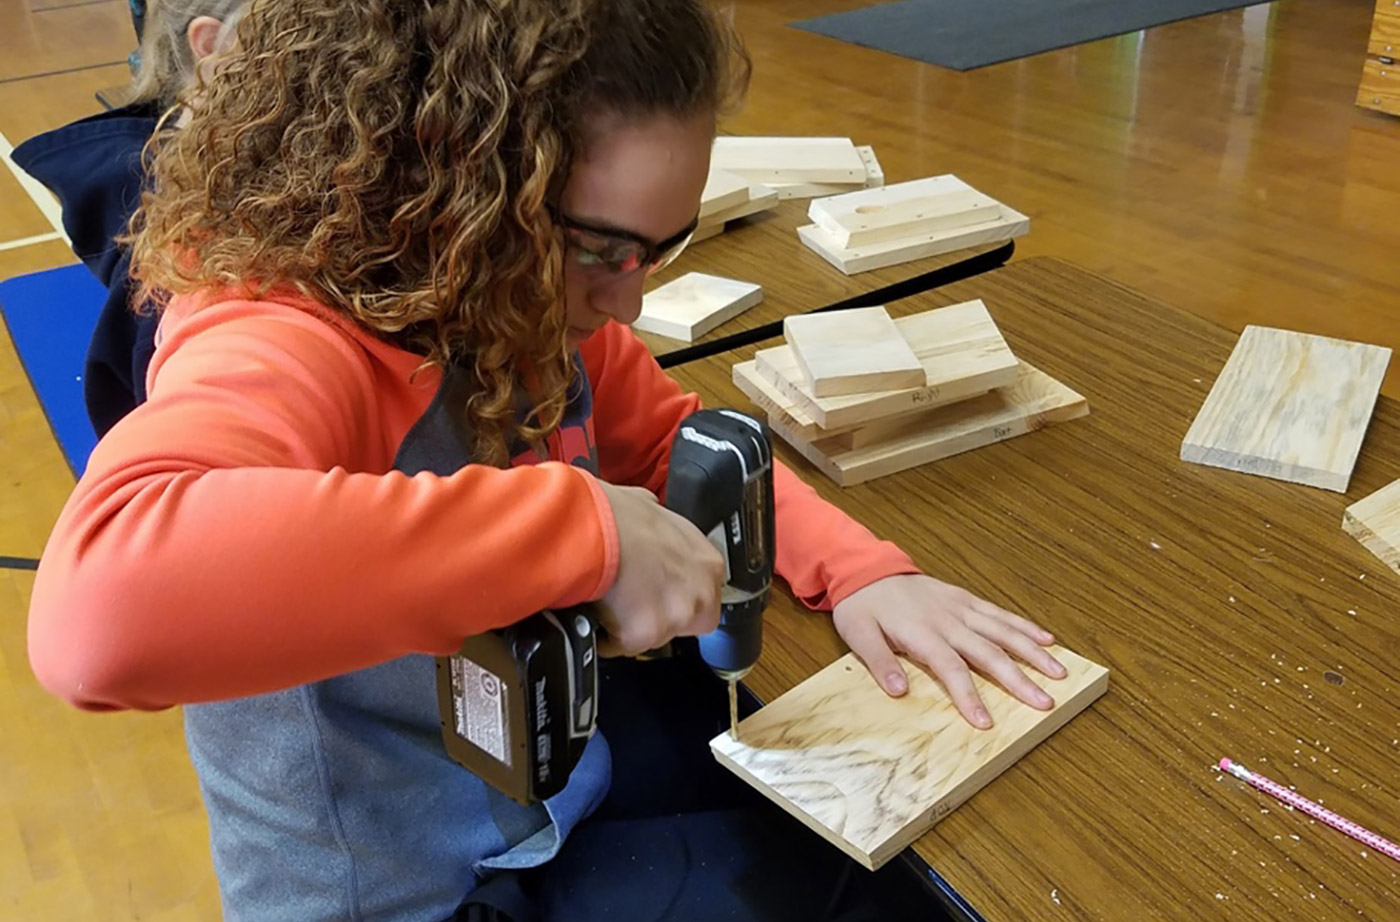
[753, 300, 1019, 430]
[711, 136, 866, 185]
[769, 362, 1089, 486]
[633, 272, 763, 342]
[1342, 477, 1400, 573]
[711, 646, 1109, 870]
[697, 183, 780, 230]
[1180, 325, 1391, 493]
[808, 176, 1004, 249]
[797, 206, 1030, 276]
[770, 144, 884, 200]
[699, 169, 752, 220]
[784, 307, 925, 397]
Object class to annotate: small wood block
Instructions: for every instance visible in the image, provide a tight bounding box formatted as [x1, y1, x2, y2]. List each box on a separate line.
[770, 145, 883, 200]
[688, 221, 726, 244]
[632, 272, 762, 342]
[699, 169, 752, 220]
[808, 176, 1003, 249]
[783, 307, 925, 397]
[857, 144, 884, 188]
[1181, 326, 1391, 493]
[711, 646, 1109, 870]
[1343, 478, 1400, 573]
[698, 183, 780, 230]
[753, 300, 1019, 430]
[712, 136, 866, 185]
[797, 205, 1029, 276]
[768, 362, 1088, 486]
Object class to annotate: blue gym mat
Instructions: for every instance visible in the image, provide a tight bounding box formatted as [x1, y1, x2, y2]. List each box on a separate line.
[0, 263, 105, 476]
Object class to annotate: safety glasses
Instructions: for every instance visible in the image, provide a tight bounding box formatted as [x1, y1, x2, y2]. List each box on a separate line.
[553, 210, 698, 279]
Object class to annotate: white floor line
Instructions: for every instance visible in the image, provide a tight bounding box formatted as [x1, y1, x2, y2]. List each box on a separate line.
[0, 231, 64, 252]
[0, 129, 71, 246]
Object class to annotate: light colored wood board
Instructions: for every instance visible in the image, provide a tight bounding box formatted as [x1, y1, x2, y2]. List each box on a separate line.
[1342, 478, 1400, 573]
[808, 176, 1004, 249]
[1180, 325, 1391, 493]
[711, 136, 866, 184]
[731, 359, 976, 444]
[769, 145, 884, 200]
[797, 208, 1030, 276]
[698, 183, 780, 229]
[783, 306, 925, 397]
[633, 273, 763, 342]
[768, 362, 1088, 486]
[699, 169, 752, 220]
[689, 221, 726, 244]
[711, 646, 1109, 870]
[753, 300, 1019, 430]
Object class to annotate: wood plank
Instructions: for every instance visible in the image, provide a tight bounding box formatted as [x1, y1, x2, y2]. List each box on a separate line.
[1180, 325, 1391, 493]
[731, 357, 980, 444]
[769, 144, 885, 200]
[783, 306, 925, 397]
[797, 205, 1030, 276]
[698, 169, 752, 220]
[808, 176, 1004, 249]
[753, 299, 1019, 430]
[696, 183, 779, 230]
[711, 136, 866, 184]
[632, 272, 762, 342]
[768, 361, 1089, 486]
[711, 646, 1109, 870]
[1342, 477, 1400, 573]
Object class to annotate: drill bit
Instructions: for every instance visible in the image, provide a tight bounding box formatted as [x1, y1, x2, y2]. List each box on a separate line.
[728, 679, 739, 741]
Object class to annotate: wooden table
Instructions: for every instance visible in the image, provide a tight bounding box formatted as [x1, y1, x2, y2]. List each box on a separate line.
[634, 199, 1014, 362]
[668, 257, 1400, 922]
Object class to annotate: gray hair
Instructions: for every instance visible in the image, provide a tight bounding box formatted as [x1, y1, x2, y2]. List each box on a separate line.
[129, 0, 249, 107]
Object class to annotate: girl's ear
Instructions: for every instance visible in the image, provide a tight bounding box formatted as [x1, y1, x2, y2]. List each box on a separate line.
[186, 15, 224, 62]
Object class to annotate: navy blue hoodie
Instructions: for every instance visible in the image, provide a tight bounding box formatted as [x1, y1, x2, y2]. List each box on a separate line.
[12, 102, 162, 438]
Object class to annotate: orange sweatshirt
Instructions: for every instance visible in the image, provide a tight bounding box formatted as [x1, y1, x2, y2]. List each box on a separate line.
[27, 294, 918, 711]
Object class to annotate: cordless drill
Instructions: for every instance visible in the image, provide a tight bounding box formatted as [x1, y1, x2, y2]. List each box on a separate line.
[436, 409, 775, 805]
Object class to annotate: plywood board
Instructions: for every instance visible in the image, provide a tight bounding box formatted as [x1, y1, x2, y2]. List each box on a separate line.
[1343, 478, 1400, 573]
[769, 362, 1088, 486]
[797, 206, 1030, 276]
[770, 144, 884, 200]
[711, 646, 1109, 870]
[699, 169, 752, 220]
[784, 307, 925, 397]
[633, 273, 763, 342]
[808, 176, 1004, 249]
[1180, 326, 1391, 493]
[754, 300, 1019, 430]
[713, 136, 866, 185]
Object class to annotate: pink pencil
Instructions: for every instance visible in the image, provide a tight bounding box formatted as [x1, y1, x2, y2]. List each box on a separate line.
[1219, 758, 1400, 864]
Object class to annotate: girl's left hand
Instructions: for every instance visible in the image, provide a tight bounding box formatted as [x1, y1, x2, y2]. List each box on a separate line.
[831, 574, 1067, 729]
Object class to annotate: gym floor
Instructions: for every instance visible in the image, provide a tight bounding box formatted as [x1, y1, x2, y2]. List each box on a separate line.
[1, 0, 1396, 917]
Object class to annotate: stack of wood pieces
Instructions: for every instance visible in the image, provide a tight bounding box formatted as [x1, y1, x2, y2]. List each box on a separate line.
[710, 136, 884, 203]
[691, 168, 781, 244]
[732, 302, 1089, 486]
[633, 272, 763, 343]
[798, 175, 1029, 275]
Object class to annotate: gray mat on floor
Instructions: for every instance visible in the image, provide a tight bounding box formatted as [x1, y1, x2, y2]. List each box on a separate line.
[793, 0, 1273, 71]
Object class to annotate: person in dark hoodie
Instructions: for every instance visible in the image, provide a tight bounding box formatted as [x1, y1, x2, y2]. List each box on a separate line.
[12, 1, 247, 439]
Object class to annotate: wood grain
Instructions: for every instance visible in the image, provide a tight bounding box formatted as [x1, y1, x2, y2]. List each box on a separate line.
[669, 257, 1400, 922]
[1342, 478, 1400, 573]
[1181, 326, 1391, 493]
[632, 272, 763, 343]
[797, 206, 1030, 276]
[768, 362, 1089, 486]
[783, 306, 924, 397]
[711, 647, 1109, 870]
[808, 176, 1004, 249]
[753, 299, 1019, 430]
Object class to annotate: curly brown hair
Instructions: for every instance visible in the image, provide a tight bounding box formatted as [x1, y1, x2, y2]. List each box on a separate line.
[128, 0, 750, 465]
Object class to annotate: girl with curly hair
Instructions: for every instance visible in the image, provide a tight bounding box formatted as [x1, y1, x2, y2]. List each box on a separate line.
[28, 1, 1066, 918]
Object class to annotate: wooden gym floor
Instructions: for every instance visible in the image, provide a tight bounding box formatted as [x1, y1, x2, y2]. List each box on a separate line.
[1, 0, 1396, 917]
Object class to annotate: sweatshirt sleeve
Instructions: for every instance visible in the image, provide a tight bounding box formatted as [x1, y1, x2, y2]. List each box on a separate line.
[27, 299, 618, 712]
[582, 323, 921, 612]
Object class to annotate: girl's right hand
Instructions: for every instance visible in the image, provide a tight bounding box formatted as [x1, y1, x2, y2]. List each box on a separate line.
[595, 481, 724, 656]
